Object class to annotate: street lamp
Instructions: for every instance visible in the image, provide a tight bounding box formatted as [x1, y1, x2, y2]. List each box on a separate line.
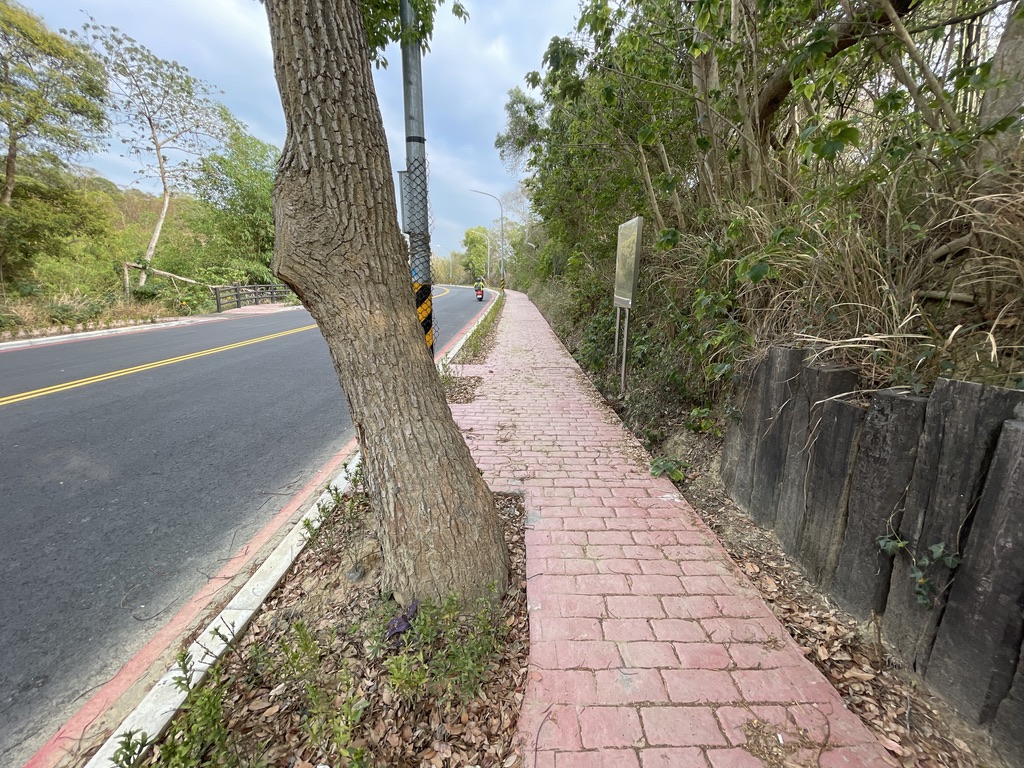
[469, 189, 505, 287]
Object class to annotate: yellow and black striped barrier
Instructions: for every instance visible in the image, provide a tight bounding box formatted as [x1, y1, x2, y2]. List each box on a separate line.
[413, 282, 434, 352]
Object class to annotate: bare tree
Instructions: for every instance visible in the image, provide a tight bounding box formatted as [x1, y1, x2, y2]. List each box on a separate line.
[74, 21, 226, 286]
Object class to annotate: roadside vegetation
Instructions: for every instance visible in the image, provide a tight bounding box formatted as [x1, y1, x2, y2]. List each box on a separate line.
[0, 3, 280, 337]
[496, 0, 1024, 448]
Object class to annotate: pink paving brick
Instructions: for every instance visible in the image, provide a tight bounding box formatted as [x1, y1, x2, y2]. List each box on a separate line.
[597, 558, 645, 575]
[732, 666, 838, 703]
[701, 617, 784, 643]
[518, 702, 582, 751]
[714, 596, 775, 618]
[662, 596, 722, 619]
[682, 575, 735, 595]
[557, 750, 642, 768]
[587, 530, 638, 545]
[606, 595, 665, 619]
[704, 748, 765, 767]
[728, 643, 807, 669]
[715, 705, 793, 746]
[627, 574, 687, 594]
[557, 640, 623, 669]
[641, 706, 728, 747]
[662, 669, 742, 703]
[550, 594, 607, 618]
[594, 668, 669, 704]
[578, 706, 644, 748]
[637, 559, 684, 576]
[674, 643, 733, 669]
[576, 574, 632, 594]
[630, 531, 679, 546]
[535, 616, 604, 641]
[527, 669, 598, 703]
[603, 618, 655, 641]
[651, 618, 708, 642]
[619, 641, 680, 668]
[562, 559, 600, 575]
[640, 748, 710, 767]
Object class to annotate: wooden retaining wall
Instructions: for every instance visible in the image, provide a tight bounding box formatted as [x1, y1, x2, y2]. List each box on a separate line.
[721, 348, 1024, 765]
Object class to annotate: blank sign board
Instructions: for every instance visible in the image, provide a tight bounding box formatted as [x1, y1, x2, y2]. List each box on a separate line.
[614, 216, 643, 309]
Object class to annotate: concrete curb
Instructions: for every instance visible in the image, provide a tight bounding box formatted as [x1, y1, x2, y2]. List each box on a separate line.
[83, 452, 362, 768]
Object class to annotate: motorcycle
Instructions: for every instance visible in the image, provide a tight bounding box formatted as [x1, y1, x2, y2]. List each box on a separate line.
[475, 287, 484, 301]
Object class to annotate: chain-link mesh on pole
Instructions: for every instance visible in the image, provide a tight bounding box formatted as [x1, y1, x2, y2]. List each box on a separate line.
[401, 0, 433, 353]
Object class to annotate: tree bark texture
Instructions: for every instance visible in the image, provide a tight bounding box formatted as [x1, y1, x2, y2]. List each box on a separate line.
[977, 0, 1024, 175]
[262, 0, 509, 606]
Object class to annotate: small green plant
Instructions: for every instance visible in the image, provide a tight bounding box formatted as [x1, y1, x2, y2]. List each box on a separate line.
[379, 589, 507, 708]
[685, 406, 718, 434]
[276, 619, 368, 758]
[147, 665, 236, 768]
[877, 534, 962, 605]
[111, 729, 150, 768]
[650, 456, 691, 482]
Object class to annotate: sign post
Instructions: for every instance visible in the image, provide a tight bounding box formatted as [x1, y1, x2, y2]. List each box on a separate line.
[613, 216, 643, 393]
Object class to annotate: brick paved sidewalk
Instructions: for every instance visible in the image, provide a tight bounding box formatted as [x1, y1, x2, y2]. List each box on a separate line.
[450, 292, 893, 768]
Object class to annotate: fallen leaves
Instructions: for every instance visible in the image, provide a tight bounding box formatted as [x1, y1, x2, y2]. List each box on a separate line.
[686, 479, 1001, 768]
[139, 491, 529, 768]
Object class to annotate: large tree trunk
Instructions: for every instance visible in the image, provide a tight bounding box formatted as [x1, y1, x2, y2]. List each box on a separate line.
[977, 0, 1024, 177]
[262, 0, 509, 606]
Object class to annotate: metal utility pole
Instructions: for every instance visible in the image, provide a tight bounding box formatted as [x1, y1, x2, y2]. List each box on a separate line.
[400, 0, 433, 352]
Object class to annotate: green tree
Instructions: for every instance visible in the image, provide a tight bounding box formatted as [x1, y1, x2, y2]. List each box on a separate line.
[0, 153, 111, 286]
[263, 0, 508, 605]
[72, 20, 227, 286]
[0, 1, 106, 206]
[185, 110, 278, 280]
[507, 0, 1024, 401]
[460, 226, 490, 281]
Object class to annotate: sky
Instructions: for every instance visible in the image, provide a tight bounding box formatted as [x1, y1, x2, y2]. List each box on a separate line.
[24, 0, 582, 260]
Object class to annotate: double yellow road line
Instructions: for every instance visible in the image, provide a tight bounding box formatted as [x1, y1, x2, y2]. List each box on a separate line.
[0, 324, 317, 409]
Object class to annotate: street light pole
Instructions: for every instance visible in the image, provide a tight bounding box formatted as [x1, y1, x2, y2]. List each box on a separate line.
[470, 189, 504, 290]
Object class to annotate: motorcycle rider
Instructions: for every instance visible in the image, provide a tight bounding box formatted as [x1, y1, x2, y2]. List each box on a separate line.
[473, 276, 485, 293]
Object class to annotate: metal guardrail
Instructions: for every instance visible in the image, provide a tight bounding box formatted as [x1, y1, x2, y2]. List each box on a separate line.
[213, 284, 291, 312]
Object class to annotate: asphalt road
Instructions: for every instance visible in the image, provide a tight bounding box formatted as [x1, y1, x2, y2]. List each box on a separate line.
[0, 285, 491, 766]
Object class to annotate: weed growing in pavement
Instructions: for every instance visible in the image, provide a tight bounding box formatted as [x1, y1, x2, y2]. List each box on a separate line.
[437, 356, 458, 388]
[111, 729, 149, 768]
[302, 464, 369, 569]
[126, 664, 241, 768]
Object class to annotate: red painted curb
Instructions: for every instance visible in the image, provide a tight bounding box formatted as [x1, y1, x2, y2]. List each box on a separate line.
[24, 438, 358, 768]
